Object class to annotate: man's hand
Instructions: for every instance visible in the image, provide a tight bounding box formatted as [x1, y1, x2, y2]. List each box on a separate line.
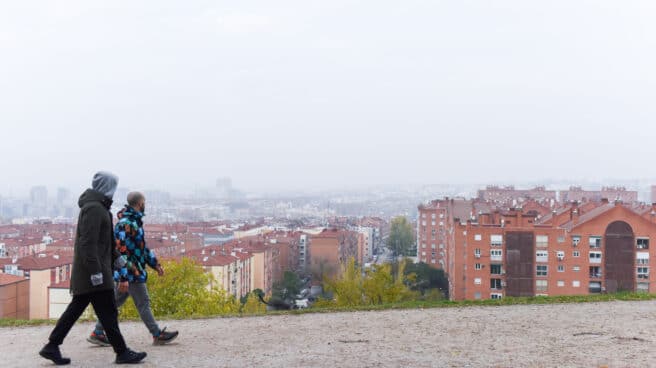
[156, 264, 164, 277]
[118, 281, 129, 293]
[90, 273, 103, 286]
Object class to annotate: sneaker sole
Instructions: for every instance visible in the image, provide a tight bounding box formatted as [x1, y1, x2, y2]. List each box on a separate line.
[115, 352, 147, 364]
[39, 351, 71, 365]
[153, 333, 179, 345]
[86, 337, 111, 347]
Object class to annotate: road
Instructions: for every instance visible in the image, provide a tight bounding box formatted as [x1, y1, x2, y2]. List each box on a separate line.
[4, 300, 656, 367]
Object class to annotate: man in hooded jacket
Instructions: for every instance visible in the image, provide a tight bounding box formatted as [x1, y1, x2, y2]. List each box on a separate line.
[39, 172, 147, 365]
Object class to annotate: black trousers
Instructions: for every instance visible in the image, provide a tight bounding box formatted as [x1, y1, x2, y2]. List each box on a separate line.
[48, 289, 127, 354]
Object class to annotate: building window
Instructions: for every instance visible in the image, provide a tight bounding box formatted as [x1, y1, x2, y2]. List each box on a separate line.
[589, 281, 602, 293]
[589, 251, 602, 264]
[475, 248, 481, 258]
[573, 266, 580, 272]
[490, 278, 502, 289]
[637, 238, 650, 249]
[536, 235, 549, 248]
[536, 279, 548, 292]
[536, 251, 548, 263]
[490, 249, 502, 261]
[589, 236, 602, 249]
[491, 293, 503, 300]
[637, 252, 649, 265]
[490, 264, 502, 275]
[475, 263, 482, 270]
[431, 259, 436, 264]
[431, 221, 436, 226]
[474, 234, 482, 241]
[439, 213, 444, 219]
[573, 251, 580, 257]
[431, 244, 436, 249]
[422, 213, 426, 218]
[439, 243, 444, 249]
[556, 251, 565, 260]
[557, 236, 565, 243]
[422, 243, 426, 249]
[557, 280, 565, 287]
[474, 278, 482, 285]
[431, 213, 436, 219]
[422, 252, 426, 256]
[536, 265, 548, 277]
[572, 235, 581, 247]
[491, 235, 503, 246]
[572, 280, 581, 288]
[557, 265, 565, 272]
[638, 267, 649, 279]
[589, 266, 601, 278]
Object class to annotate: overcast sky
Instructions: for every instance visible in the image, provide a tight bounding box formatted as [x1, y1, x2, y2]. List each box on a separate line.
[1, 0, 656, 196]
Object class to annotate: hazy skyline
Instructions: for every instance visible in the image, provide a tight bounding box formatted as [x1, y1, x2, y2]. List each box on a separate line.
[2, 1, 656, 195]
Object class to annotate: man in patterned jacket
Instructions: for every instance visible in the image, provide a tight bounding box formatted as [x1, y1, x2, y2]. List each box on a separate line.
[88, 191, 179, 346]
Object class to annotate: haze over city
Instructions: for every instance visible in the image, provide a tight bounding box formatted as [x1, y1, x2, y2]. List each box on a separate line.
[2, 0, 656, 196]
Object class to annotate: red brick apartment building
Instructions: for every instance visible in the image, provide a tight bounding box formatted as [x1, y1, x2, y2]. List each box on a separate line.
[309, 229, 359, 279]
[0, 273, 29, 319]
[419, 198, 656, 301]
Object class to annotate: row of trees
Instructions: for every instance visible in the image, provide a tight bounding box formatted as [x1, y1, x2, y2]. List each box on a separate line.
[316, 258, 448, 308]
[119, 258, 265, 319]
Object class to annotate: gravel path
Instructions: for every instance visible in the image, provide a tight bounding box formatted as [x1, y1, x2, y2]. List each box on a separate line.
[3, 300, 656, 367]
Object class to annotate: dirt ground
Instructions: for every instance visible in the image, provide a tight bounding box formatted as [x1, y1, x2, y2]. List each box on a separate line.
[3, 300, 656, 367]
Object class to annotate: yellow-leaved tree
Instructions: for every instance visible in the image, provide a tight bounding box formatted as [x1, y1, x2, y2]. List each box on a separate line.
[324, 258, 364, 307]
[240, 291, 266, 315]
[321, 257, 418, 308]
[120, 258, 239, 319]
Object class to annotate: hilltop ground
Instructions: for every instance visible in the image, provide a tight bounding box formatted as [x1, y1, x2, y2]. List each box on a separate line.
[3, 300, 656, 367]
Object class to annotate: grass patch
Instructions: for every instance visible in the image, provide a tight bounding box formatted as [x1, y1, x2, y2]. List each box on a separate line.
[2, 292, 655, 327]
[266, 291, 656, 315]
[0, 318, 56, 328]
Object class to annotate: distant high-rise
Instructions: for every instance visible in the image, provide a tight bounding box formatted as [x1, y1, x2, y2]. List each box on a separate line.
[115, 187, 130, 204]
[29, 186, 48, 217]
[215, 177, 233, 199]
[56, 187, 70, 206]
[30, 186, 48, 204]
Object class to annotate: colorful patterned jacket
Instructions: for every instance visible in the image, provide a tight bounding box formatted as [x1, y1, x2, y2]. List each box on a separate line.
[113, 206, 158, 283]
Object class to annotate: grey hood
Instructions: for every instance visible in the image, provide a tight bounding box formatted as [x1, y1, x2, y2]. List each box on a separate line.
[91, 171, 119, 199]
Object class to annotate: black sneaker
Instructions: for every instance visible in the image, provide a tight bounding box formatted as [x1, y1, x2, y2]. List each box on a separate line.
[115, 348, 147, 364]
[39, 344, 71, 365]
[153, 327, 179, 345]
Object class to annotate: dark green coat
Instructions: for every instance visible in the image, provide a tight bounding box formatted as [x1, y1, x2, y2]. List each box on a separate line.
[70, 189, 117, 295]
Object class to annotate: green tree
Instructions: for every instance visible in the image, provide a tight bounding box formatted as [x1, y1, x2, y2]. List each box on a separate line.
[387, 216, 415, 257]
[272, 271, 304, 300]
[404, 261, 449, 299]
